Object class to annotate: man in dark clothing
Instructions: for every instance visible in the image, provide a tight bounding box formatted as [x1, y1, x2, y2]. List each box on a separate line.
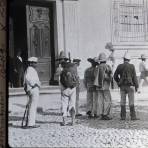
[13, 51, 24, 87]
[114, 53, 139, 120]
[84, 58, 98, 118]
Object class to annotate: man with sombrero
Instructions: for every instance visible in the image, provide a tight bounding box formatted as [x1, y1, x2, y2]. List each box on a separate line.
[114, 52, 139, 120]
[84, 57, 98, 118]
[93, 52, 112, 120]
[55, 51, 70, 85]
[138, 54, 148, 93]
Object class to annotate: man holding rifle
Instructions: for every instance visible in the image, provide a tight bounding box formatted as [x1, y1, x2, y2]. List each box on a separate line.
[23, 57, 41, 128]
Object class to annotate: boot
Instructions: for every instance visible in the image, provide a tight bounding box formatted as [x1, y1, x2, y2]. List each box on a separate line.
[70, 107, 75, 125]
[120, 105, 126, 120]
[130, 105, 140, 120]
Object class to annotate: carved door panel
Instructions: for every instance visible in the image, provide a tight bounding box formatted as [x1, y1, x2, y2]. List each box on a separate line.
[26, 5, 51, 85]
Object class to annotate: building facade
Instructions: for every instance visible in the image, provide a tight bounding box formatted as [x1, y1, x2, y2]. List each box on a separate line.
[9, 0, 148, 86]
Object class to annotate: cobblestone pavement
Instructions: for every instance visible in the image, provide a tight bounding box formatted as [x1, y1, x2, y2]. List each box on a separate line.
[8, 87, 148, 147]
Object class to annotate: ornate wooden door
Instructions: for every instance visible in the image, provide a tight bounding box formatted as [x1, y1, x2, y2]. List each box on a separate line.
[26, 5, 51, 85]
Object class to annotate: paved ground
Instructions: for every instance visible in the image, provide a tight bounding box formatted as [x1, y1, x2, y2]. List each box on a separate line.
[8, 87, 148, 148]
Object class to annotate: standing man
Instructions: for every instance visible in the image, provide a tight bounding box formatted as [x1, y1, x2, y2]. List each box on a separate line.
[13, 50, 24, 87]
[84, 58, 98, 118]
[55, 51, 69, 85]
[73, 59, 82, 116]
[114, 53, 139, 120]
[94, 53, 112, 120]
[23, 57, 41, 128]
[60, 60, 78, 126]
[138, 54, 148, 93]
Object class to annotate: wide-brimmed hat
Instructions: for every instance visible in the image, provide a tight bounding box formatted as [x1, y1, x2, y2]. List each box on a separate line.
[56, 51, 69, 61]
[73, 59, 81, 63]
[28, 57, 38, 63]
[123, 53, 131, 60]
[87, 58, 94, 63]
[140, 54, 146, 60]
[98, 52, 107, 62]
[105, 42, 114, 51]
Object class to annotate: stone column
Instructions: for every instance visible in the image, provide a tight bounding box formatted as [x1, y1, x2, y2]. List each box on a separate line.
[62, 0, 79, 58]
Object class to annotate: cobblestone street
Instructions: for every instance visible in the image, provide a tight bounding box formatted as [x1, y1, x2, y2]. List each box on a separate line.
[8, 87, 148, 148]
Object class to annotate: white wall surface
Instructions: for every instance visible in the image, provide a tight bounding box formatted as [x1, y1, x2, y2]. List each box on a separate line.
[76, 0, 112, 78]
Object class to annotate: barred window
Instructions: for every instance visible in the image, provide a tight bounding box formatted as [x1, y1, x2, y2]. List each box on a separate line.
[112, 0, 148, 43]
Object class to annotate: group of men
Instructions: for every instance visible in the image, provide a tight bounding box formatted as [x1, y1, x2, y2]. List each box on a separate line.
[21, 49, 148, 128]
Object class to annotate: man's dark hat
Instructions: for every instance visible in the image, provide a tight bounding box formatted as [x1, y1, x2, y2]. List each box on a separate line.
[87, 58, 94, 63]
[139, 54, 146, 60]
[73, 59, 81, 63]
[56, 51, 69, 61]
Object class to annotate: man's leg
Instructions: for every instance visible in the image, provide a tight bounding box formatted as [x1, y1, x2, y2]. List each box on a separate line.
[76, 85, 81, 116]
[101, 90, 112, 120]
[92, 91, 98, 117]
[61, 89, 69, 126]
[86, 90, 93, 117]
[69, 87, 76, 125]
[120, 87, 126, 120]
[138, 78, 144, 93]
[27, 88, 40, 127]
[97, 90, 104, 118]
[128, 87, 139, 120]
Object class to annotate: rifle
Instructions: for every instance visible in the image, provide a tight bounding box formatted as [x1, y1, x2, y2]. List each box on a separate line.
[21, 96, 31, 127]
[68, 52, 71, 63]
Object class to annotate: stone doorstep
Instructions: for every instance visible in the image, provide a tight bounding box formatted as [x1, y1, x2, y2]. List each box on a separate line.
[9, 85, 61, 96]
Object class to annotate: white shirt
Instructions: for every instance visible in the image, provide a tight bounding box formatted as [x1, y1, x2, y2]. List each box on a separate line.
[24, 66, 41, 92]
[17, 56, 22, 62]
[139, 61, 148, 72]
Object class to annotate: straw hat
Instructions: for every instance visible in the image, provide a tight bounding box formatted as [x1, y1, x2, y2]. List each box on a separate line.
[28, 57, 38, 62]
[98, 52, 107, 62]
[123, 53, 131, 60]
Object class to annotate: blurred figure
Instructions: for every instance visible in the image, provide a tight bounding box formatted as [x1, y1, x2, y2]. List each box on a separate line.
[73, 59, 82, 116]
[114, 53, 139, 120]
[23, 57, 41, 128]
[9, 56, 14, 87]
[13, 51, 24, 87]
[84, 58, 98, 118]
[138, 54, 148, 93]
[105, 42, 115, 89]
[94, 53, 112, 120]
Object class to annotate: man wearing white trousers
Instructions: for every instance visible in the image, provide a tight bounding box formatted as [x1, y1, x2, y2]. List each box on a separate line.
[23, 57, 41, 128]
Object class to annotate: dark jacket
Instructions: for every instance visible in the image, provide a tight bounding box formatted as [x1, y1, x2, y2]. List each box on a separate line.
[84, 66, 96, 89]
[60, 62, 78, 88]
[94, 63, 112, 90]
[114, 62, 138, 89]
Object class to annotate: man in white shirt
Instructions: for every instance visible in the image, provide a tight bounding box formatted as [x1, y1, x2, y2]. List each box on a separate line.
[138, 54, 148, 93]
[23, 57, 41, 128]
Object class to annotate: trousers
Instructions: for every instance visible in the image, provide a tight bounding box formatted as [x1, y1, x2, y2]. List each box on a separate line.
[95, 90, 112, 116]
[27, 87, 39, 126]
[61, 87, 76, 117]
[120, 86, 135, 106]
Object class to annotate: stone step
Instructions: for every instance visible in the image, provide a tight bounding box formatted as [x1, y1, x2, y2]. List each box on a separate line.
[9, 85, 61, 96]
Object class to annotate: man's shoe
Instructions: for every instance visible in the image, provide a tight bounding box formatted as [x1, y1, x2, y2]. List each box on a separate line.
[120, 117, 126, 120]
[76, 113, 82, 117]
[22, 125, 40, 129]
[60, 122, 66, 126]
[101, 115, 112, 120]
[131, 117, 140, 120]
